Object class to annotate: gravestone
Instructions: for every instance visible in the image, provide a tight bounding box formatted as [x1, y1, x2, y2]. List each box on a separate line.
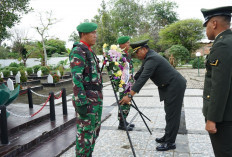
[15, 73, 20, 83]
[7, 78, 14, 91]
[17, 71, 21, 77]
[47, 74, 53, 83]
[10, 71, 13, 76]
[0, 72, 4, 78]
[57, 70, 61, 77]
[37, 70, 42, 77]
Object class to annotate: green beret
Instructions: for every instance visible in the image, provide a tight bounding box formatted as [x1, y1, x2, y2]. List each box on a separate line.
[130, 39, 149, 53]
[76, 22, 98, 33]
[117, 36, 130, 44]
[201, 6, 232, 27]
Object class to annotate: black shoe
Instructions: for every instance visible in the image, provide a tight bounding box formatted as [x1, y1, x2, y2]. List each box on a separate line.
[155, 136, 165, 143]
[118, 123, 133, 131]
[156, 142, 176, 151]
[126, 121, 135, 128]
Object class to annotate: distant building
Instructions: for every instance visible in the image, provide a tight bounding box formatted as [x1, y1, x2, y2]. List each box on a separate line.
[195, 39, 213, 56]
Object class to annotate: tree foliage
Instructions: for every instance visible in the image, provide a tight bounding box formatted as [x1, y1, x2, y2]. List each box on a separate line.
[0, 0, 32, 44]
[158, 19, 204, 52]
[45, 38, 66, 56]
[169, 45, 189, 64]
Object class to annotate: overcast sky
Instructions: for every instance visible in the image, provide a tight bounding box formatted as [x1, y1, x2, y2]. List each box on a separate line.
[8, 0, 232, 48]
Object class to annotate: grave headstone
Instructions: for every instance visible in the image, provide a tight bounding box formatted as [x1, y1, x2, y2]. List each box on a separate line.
[17, 71, 21, 77]
[37, 70, 42, 77]
[15, 73, 20, 83]
[0, 72, 4, 78]
[7, 78, 14, 91]
[57, 70, 61, 77]
[47, 74, 53, 83]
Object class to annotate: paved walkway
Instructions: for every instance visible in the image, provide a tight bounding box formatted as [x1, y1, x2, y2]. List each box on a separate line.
[61, 68, 215, 157]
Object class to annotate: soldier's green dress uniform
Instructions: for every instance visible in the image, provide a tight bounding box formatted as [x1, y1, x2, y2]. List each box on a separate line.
[69, 23, 103, 157]
[131, 40, 186, 145]
[201, 6, 232, 157]
[117, 36, 134, 125]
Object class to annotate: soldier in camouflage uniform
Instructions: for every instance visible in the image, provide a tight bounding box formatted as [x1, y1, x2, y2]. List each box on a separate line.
[117, 36, 135, 131]
[69, 22, 103, 157]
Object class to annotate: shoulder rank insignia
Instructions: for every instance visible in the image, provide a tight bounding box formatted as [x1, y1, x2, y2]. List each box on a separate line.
[210, 59, 219, 66]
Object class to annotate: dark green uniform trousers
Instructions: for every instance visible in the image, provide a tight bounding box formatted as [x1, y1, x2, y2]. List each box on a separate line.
[209, 121, 232, 157]
[163, 76, 186, 143]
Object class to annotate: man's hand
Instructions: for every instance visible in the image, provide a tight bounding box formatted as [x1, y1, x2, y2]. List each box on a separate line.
[205, 120, 217, 134]
[119, 95, 131, 105]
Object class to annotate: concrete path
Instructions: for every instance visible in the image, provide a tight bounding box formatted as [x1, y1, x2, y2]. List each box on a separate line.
[61, 68, 215, 157]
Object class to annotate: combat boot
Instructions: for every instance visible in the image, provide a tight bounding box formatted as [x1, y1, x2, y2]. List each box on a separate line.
[126, 121, 135, 128]
[118, 121, 133, 131]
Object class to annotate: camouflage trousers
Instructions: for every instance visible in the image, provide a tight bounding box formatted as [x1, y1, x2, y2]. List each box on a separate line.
[118, 92, 131, 121]
[76, 100, 103, 157]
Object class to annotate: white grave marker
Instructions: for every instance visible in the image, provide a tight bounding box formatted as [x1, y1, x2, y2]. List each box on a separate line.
[57, 70, 61, 77]
[17, 71, 21, 77]
[37, 70, 42, 77]
[47, 74, 53, 83]
[15, 73, 20, 83]
[7, 78, 14, 91]
[0, 72, 4, 78]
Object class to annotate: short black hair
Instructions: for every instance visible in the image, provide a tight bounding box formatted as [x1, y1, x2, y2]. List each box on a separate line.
[223, 15, 231, 26]
[78, 32, 82, 38]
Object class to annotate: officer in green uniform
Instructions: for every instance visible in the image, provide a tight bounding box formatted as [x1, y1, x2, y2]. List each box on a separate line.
[117, 36, 134, 131]
[201, 6, 232, 157]
[120, 40, 186, 151]
[69, 22, 103, 157]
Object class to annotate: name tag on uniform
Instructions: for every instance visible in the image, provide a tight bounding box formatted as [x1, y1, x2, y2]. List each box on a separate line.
[210, 59, 219, 66]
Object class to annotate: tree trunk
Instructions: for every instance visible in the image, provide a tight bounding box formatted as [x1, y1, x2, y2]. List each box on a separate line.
[42, 38, 47, 66]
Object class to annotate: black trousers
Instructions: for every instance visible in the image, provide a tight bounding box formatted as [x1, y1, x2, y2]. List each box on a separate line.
[209, 121, 232, 157]
[163, 76, 186, 143]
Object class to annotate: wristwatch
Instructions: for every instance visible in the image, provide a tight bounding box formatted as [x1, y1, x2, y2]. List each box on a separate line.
[127, 93, 133, 99]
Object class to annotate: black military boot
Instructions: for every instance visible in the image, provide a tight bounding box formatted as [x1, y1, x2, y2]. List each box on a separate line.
[118, 121, 133, 131]
[126, 121, 135, 128]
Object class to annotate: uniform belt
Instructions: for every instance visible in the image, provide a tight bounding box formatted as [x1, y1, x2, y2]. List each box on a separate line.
[84, 84, 103, 91]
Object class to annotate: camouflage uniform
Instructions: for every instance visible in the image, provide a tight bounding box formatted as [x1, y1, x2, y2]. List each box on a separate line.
[118, 52, 134, 121]
[69, 42, 103, 157]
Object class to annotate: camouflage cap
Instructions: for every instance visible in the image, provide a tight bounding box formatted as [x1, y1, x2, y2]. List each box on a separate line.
[76, 22, 98, 33]
[130, 39, 149, 53]
[117, 36, 130, 44]
[201, 6, 232, 27]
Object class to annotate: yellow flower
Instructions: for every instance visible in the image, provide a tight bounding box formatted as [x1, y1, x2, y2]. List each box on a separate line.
[119, 84, 123, 88]
[120, 80, 125, 84]
[117, 70, 122, 76]
[103, 43, 108, 48]
[115, 62, 119, 66]
[110, 45, 117, 50]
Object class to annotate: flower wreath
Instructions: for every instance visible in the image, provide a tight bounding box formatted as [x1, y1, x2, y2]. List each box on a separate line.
[103, 43, 133, 93]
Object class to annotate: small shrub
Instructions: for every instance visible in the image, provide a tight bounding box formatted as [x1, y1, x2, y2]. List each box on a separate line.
[26, 67, 33, 75]
[40, 66, 50, 75]
[9, 67, 18, 75]
[52, 74, 60, 83]
[191, 56, 205, 69]
[169, 45, 189, 65]
[58, 65, 64, 76]
[20, 70, 28, 83]
[9, 62, 19, 68]
[14, 83, 23, 90]
[0, 77, 3, 83]
[2, 70, 10, 78]
[33, 65, 41, 74]
[17, 66, 25, 71]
